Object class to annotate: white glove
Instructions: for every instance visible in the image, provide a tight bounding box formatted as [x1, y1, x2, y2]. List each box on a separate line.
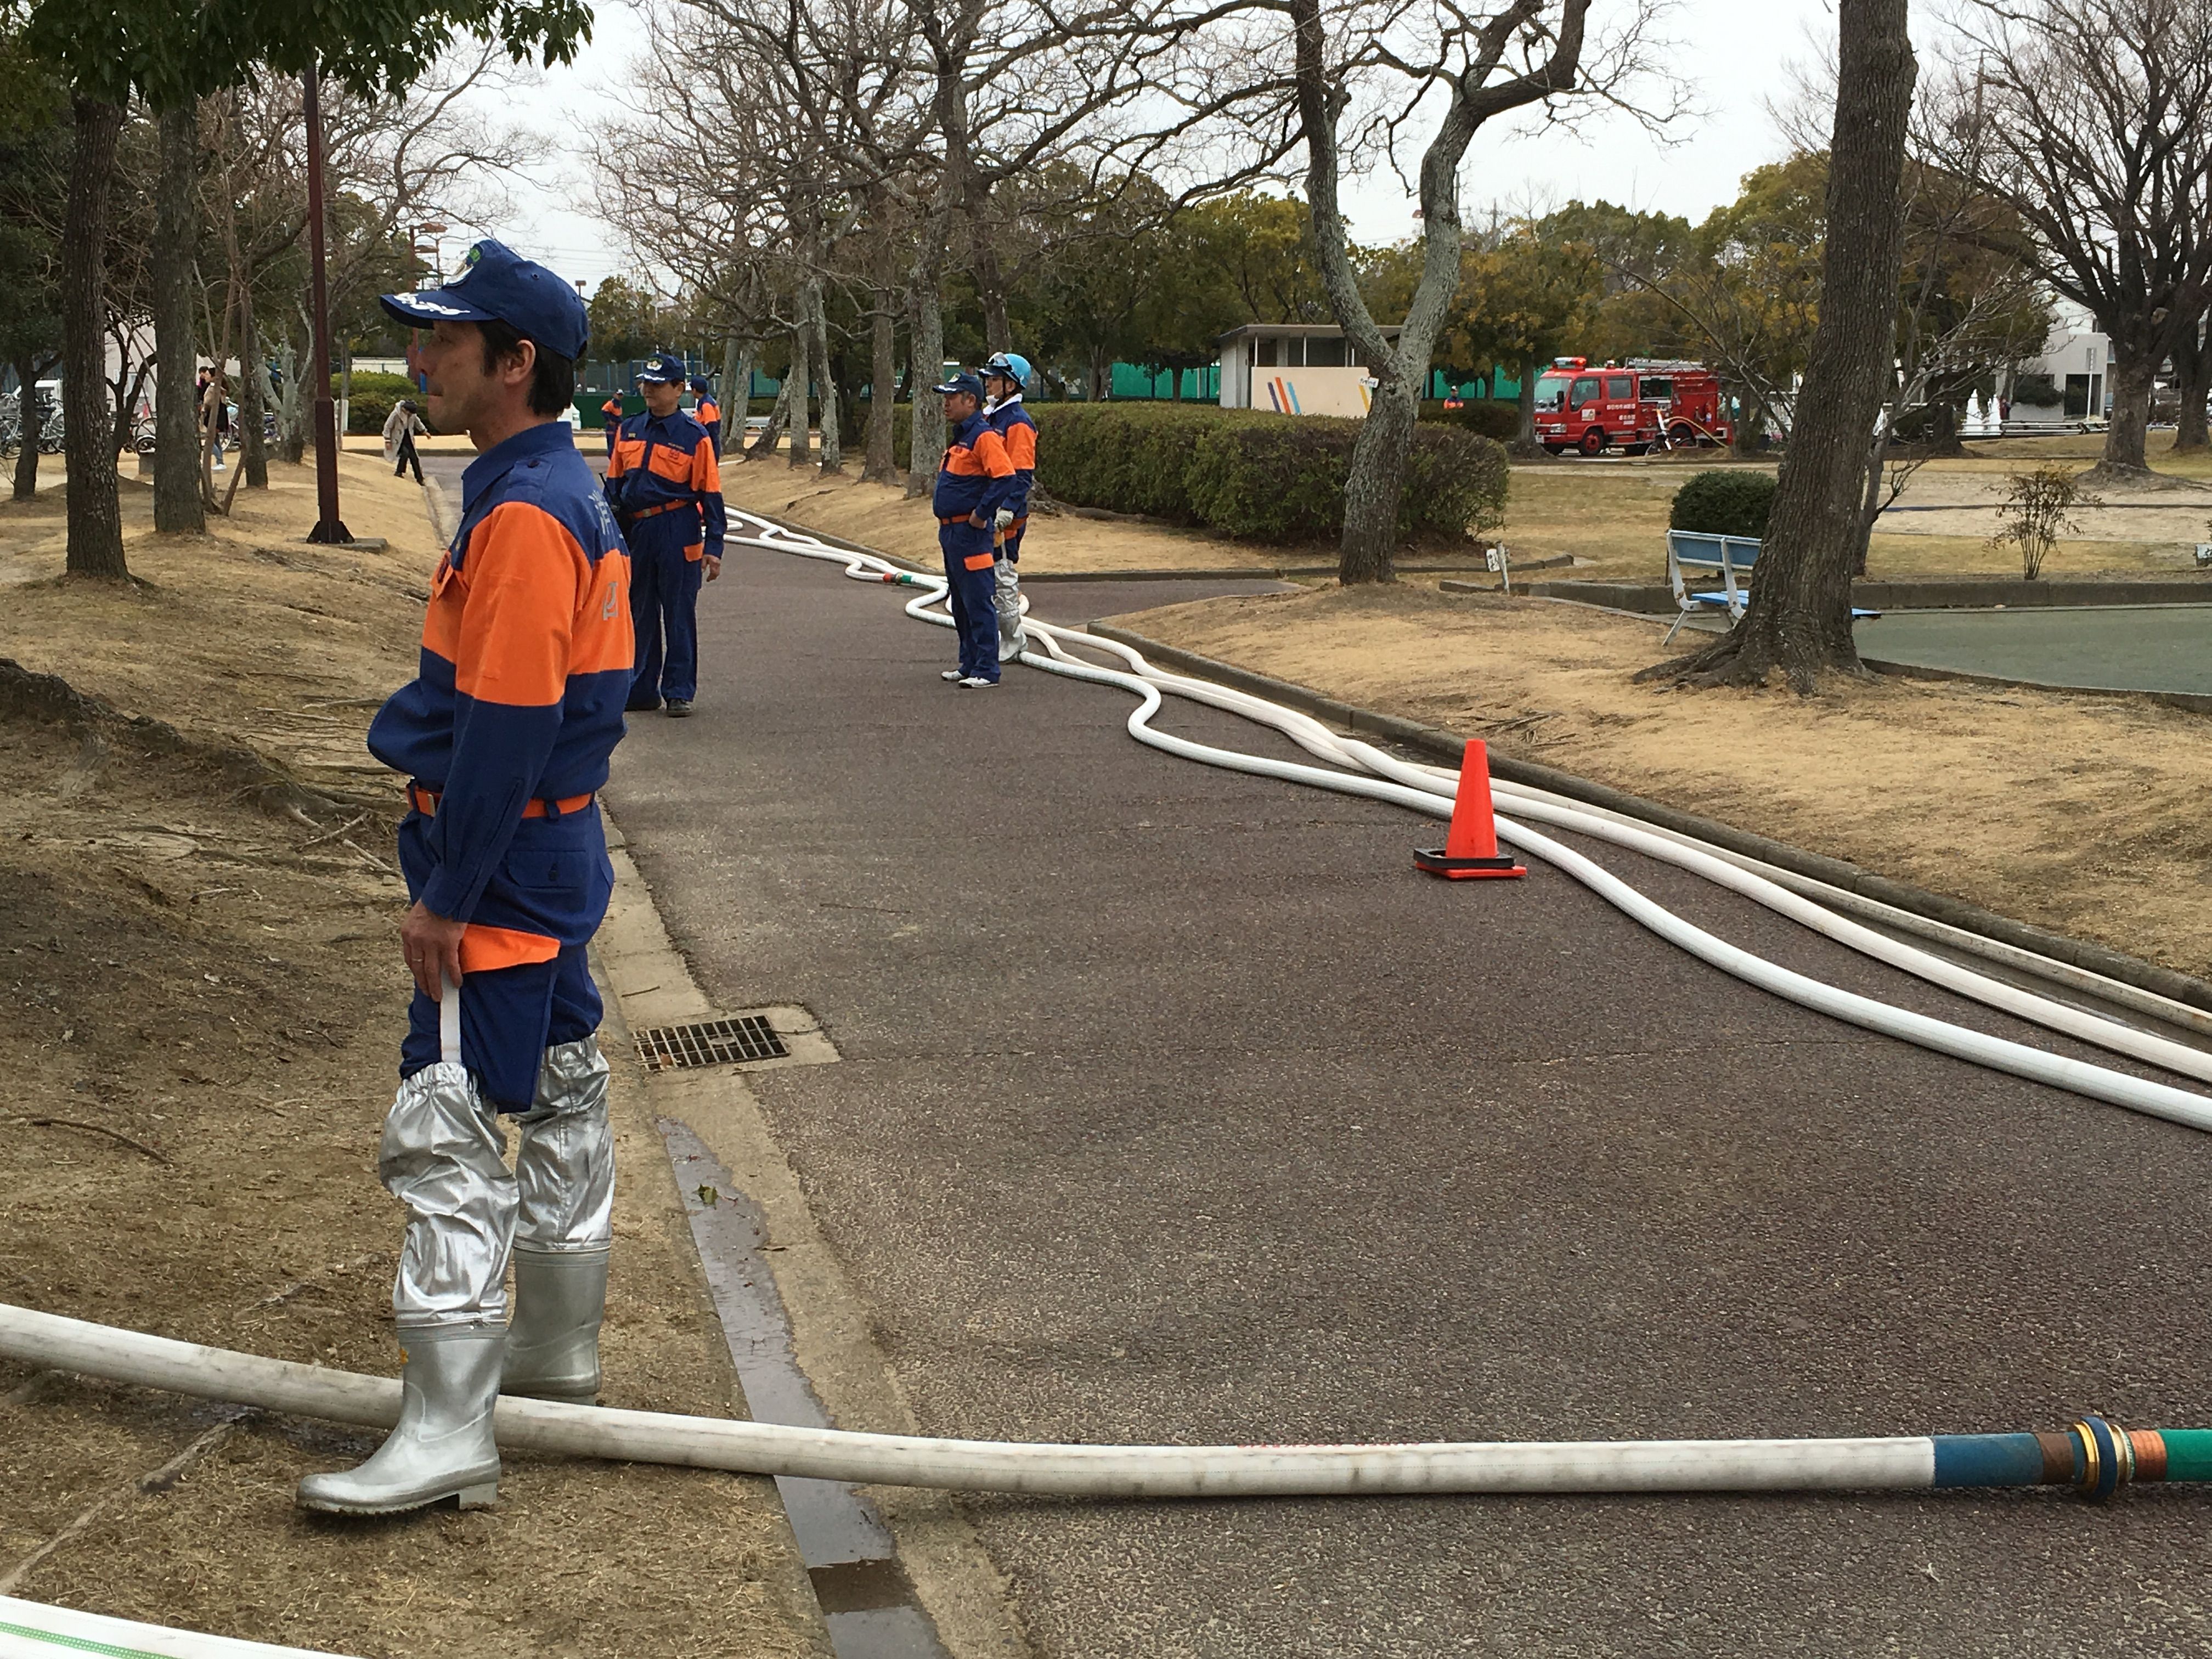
[994, 508, 1014, 531]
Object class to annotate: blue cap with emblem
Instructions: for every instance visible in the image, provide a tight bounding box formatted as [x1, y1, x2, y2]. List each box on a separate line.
[636, 352, 687, 384]
[932, 371, 985, 400]
[379, 240, 589, 362]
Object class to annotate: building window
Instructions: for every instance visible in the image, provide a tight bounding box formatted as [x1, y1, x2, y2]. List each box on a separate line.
[2063, 374, 2090, 418]
[1307, 336, 1347, 367]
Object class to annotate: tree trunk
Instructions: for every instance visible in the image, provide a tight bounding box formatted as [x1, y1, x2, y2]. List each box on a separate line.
[862, 294, 898, 483]
[276, 336, 306, 464]
[1517, 366, 1536, 445]
[1340, 375, 1417, 581]
[238, 288, 268, 488]
[11, 356, 41, 500]
[785, 316, 811, 467]
[1733, 390, 1765, 455]
[748, 380, 788, 458]
[1854, 427, 1887, 577]
[905, 279, 946, 498]
[718, 333, 744, 456]
[2171, 312, 2209, 454]
[810, 280, 842, 474]
[151, 105, 204, 533]
[61, 97, 127, 580]
[1088, 346, 1107, 404]
[2099, 347, 2154, 472]
[1650, 0, 1914, 691]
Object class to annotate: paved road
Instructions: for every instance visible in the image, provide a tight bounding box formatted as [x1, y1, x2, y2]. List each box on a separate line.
[1858, 602, 2212, 696]
[607, 541, 2211, 1657]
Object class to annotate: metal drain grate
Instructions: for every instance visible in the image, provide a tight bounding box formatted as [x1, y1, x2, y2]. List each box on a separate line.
[636, 1016, 789, 1071]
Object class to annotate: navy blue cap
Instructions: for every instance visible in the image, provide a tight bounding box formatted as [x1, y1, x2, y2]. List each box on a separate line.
[636, 352, 687, 384]
[933, 371, 984, 400]
[379, 240, 589, 362]
[689, 376, 712, 393]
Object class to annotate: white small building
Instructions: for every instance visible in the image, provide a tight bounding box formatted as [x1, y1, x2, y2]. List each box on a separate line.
[1994, 310, 2110, 425]
[1216, 323, 1397, 417]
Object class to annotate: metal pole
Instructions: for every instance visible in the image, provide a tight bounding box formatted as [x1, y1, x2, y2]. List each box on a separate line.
[303, 63, 351, 544]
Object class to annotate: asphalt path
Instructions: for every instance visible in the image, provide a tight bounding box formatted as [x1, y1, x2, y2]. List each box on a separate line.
[603, 522, 2212, 1655]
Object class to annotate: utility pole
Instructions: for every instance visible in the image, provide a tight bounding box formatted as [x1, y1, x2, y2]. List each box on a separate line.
[303, 63, 352, 544]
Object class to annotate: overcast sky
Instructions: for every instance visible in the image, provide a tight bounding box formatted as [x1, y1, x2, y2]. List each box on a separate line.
[467, 0, 1843, 295]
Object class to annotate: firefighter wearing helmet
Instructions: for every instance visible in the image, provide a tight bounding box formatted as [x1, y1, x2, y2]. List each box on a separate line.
[981, 351, 1036, 661]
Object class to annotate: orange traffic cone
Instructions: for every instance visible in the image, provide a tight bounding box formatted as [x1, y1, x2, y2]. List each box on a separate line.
[1413, 740, 1527, 879]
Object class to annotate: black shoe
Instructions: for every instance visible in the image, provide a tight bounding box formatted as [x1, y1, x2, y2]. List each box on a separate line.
[665, 698, 693, 718]
[626, 698, 662, 714]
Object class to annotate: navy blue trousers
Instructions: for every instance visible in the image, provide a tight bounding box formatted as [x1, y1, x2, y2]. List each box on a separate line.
[627, 514, 704, 707]
[396, 806, 611, 1110]
[940, 524, 999, 681]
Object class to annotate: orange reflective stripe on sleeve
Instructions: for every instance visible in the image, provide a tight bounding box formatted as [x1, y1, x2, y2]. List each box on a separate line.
[694, 439, 721, 493]
[972, 427, 1014, 478]
[962, 551, 995, 572]
[452, 502, 588, 707]
[1003, 424, 1036, 470]
[460, 923, 562, 974]
[568, 549, 634, 678]
[421, 554, 462, 663]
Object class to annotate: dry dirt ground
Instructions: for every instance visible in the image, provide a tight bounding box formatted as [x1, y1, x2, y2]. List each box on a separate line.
[1115, 580, 2212, 980]
[0, 458, 828, 1657]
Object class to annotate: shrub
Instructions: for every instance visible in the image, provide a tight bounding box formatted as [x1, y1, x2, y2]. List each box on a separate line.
[1669, 469, 1778, 539]
[1186, 416, 1506, 543]
[1419, 399, 1523, 443]
[1032, 403, 1261, 524]
[335, 370, 422, 436]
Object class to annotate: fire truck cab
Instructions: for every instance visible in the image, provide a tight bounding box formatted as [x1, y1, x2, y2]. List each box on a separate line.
[1532, 357, 1734, 455]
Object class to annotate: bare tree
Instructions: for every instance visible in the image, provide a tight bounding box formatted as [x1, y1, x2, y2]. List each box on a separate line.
[1940, 0, 2212, 481]
[1645, 0, 1916, 689]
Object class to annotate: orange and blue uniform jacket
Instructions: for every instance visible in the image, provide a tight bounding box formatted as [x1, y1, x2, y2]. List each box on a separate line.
[368, 420, 634, 935]
[985, 395, 1036, 520]
[932, 410, 1016, 532]
[695, 396, 721, 450]
[604, 408, 724, 561]
[599, 396, 624, 453]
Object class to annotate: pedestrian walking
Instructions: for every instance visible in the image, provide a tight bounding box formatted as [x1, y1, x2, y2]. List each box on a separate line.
[981, 351, 1036, 661]
[932, 371, 1015, 688]
[606, 351, 724, 717]
[383, 398, 428, 483]
[295, 240, 633, 1519]
[198, 367, 227, 470]
[690, 376, 721, 451]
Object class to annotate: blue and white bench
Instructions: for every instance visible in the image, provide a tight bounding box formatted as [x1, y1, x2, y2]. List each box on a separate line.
[1663, 529, 1881, 643]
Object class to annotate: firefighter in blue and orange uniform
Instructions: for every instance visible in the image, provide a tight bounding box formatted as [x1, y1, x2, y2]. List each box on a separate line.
[599, 392, 625, 455]
[981, 350, 1037, 661]
[606, 353, 724, 717]
[932, 370, 1016, 687]
[297, 241, 633, 1518]
[690, 376, 722, 451]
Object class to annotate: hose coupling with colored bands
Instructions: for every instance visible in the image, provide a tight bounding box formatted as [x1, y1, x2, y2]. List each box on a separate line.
[2073, 1417, 2134, 1501]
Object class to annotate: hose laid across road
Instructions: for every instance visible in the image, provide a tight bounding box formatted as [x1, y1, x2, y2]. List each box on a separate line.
[727, 509, 2212, 1136]
[1, 1303, 2205, 1500]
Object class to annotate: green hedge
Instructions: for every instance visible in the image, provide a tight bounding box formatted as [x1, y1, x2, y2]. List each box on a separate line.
[1419, 399, 1523, 443]
[1032, 403, 1505, 544]
[336, 370, 421, 436]
[1669, 470, 1777, 538]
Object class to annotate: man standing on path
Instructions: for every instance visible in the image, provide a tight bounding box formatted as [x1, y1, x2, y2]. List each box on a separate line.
[599, 391, 625, 454]
[607, 352, 724, 717]
[932, 370, 1015, 688]
[298, 240, 634, 1517]
[691, 376, 722, 451]
[981, 351, 1036, 662]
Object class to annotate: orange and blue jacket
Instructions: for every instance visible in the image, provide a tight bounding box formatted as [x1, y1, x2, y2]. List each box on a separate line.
[605, 408, 725, 560]
[695, 396, 721, 450]
[985, 395, 1037, 521]
[933, 410, 1015, 526]
[368, 419, 634, 924]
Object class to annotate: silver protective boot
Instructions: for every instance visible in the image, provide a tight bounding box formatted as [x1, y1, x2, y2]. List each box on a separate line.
[994, 558, 1026, 659]
[503, 1036, 616, 1402]
[296, 1323, 505, 1514]
[298, 984, 516, 1515]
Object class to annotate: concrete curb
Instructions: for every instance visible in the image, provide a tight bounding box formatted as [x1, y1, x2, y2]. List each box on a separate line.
[1859, 655, 2212, 717]
[1085, 623, 2212, 1016]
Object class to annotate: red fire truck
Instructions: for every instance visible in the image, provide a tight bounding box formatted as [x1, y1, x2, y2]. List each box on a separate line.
[1532, 357, 1734, 455]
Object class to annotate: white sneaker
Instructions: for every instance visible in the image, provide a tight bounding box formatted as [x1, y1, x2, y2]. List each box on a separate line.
[956, 676, 997, 689]
[940, 669, 967, 682]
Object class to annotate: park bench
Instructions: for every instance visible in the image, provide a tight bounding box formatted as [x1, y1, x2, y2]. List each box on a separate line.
[1663, 529, 1881, 643]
